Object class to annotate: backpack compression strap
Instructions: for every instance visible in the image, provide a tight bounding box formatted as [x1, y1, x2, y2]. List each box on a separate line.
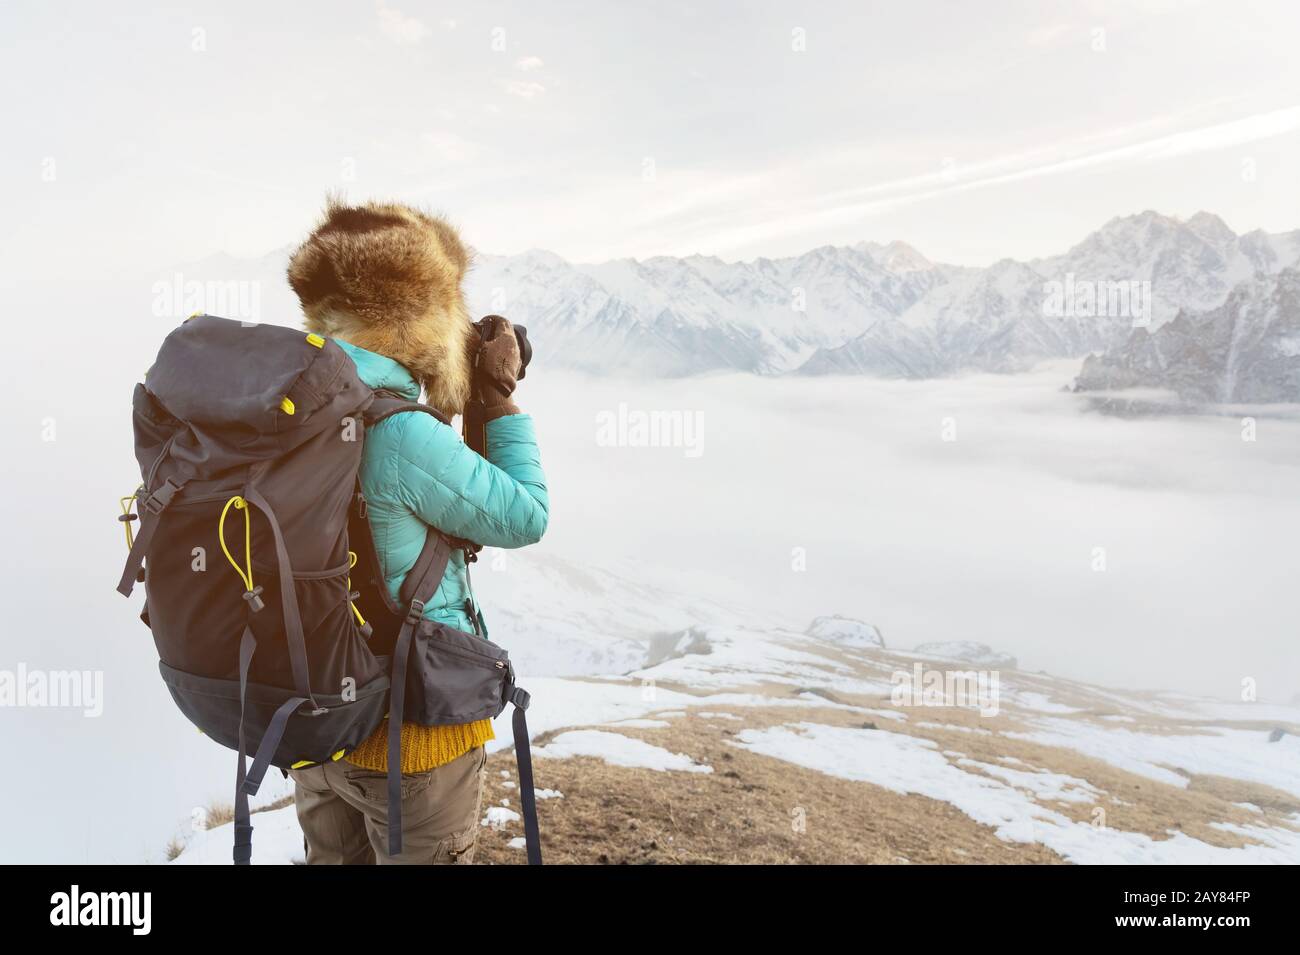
[231, 480, 318, 864]
[232, 626, 309, 865]
[242, 483, 316, 705]
[116, 476, 187, 597]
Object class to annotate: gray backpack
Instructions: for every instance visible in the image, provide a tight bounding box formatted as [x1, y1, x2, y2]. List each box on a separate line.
[117, 314, 541, 864]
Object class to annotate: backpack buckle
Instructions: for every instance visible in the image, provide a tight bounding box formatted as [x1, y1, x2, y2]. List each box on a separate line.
[508, 685, 530, 711]
[354, 492, 368, 519]
[405, 599, 425, 626]
[141, 477, 181, 515]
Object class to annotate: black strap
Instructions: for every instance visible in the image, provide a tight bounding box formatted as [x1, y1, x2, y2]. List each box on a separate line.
[241, 485, 315, 706]
[463, 557, 485, 637]
[510, 687, 543, 865]
[385, 531, 456, 856]
[115, 514, 159, 598]
[233, 627, 257, 865]
[462, 397, 488, 459]
[366, 392, 451, 428]
[398, 528, 454, 608]
[385, 601, 420, 857]
[243, 695, 308, 796]
[115, 477, 185, 597]
[233, 625, 307, 865]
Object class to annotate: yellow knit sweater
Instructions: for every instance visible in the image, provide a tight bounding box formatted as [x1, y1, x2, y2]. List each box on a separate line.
[345, 718, 495, 773]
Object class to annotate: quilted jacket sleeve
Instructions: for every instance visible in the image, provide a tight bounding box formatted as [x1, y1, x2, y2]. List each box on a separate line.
[392, 411, 549, 548]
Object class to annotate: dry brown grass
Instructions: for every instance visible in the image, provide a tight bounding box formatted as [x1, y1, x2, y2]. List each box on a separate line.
[201, 793, 294, 830]
[472, 638, 1299, 865]
[475, 704, 1063, 865]
[165, 837, 186, 862]
[203, 803, 235, 829]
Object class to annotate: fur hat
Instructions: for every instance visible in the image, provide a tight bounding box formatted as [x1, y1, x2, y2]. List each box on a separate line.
[287, 198, 475, 417]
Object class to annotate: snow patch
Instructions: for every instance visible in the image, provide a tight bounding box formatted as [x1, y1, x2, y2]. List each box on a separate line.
[170, 805, 303, 866]
[734, 722, 1300, 863]
[482, 806, 521, 829]
[533, 730, 713, 773]
[1007, 717, 1300, 796]
[1009, 690, 1082, 715]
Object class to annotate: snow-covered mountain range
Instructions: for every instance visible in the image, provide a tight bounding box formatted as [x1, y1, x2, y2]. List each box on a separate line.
[459, 211, 1300, 379]
[161, 210, 1300, 394]
[1073, 267, 1300, 407]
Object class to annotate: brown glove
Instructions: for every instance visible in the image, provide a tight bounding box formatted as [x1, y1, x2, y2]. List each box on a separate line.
[475, 315, 522, 420]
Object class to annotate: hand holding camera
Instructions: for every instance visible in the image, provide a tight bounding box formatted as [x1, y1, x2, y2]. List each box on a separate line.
[472, 314, 531, 419]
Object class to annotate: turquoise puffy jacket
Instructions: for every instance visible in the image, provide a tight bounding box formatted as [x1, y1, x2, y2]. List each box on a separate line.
[336, 340, 549, 635]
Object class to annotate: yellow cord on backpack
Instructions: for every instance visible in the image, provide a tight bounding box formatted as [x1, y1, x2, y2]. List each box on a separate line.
[347, 551, 367, 628]
[118, 494, 138, 550]
[218, 496, 254, 592]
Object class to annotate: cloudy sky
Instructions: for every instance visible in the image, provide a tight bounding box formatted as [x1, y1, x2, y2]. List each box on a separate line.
[3, 0, 1300, 279]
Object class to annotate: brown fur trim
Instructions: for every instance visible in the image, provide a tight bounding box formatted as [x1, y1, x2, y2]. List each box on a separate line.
[287, 198, 476, 417]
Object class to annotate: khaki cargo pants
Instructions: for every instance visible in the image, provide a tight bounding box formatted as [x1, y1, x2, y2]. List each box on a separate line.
[290, 745, 486, 865]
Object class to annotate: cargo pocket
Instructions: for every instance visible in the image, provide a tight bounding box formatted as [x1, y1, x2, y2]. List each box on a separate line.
[341, 764, 436, 804]
[289, 763, 330, 795]
[438, 824, 478, 865]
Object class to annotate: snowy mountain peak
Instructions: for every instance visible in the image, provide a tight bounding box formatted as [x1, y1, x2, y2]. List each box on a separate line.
[1100, 208, 1179, 233]
[1186, 210, 1236, 245]
[874, 240, 933, 273]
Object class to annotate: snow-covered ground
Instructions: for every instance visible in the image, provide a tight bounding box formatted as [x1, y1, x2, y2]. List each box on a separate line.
[733, 722, 1300, 864]
[534, 730, 713, 773]
[172, 611, 1300, 865]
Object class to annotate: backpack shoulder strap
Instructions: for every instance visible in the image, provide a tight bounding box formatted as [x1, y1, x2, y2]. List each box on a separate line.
[398, 527, 454, 609]
[384, 526, 453, 856]
[364, 389, 450, 428]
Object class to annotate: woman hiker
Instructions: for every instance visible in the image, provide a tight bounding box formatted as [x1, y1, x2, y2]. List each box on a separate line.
[284, 199, 549, 863]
